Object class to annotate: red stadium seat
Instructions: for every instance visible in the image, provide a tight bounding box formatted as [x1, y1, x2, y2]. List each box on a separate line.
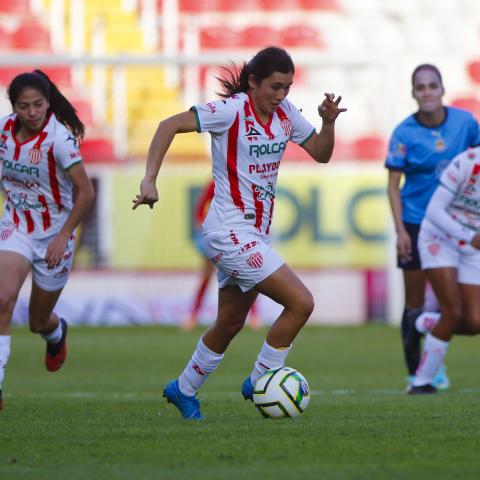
[80, 138, 116, 163]
[351, 135, 387, 161]
[0, 27, 13, 50]
[238, 26, 281, 48]
[11, 20, 50, 51]
[283, 141, 311, 162]
[261, 0, 299, 10]
[72, 99, 94, 126]
[200, 26, 241, 49]
[466, 60, 480, 85]
[280, 24, 324, 48]
[0, 66, 71, 87]
[300, 0, 340, 10]
[451, 96, 480, 120]
[0, 0, 30, 14]
[218, 0, 260, 11]
[179, 0, 220, 13]
[331, 138, 354, 161]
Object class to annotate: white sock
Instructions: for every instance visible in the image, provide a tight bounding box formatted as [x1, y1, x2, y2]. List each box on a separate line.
[413, 333, 449, 387]
[0, 335, 11, 390]
[250, 341, 292, 385]
[415, 312, 441, 334]
[41, 319, 62, 344]
[178, 337, 224, 396]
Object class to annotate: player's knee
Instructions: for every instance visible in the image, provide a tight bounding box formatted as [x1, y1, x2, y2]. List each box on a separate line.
[0, 291, 16, 317]
[295, 291, 315, 320]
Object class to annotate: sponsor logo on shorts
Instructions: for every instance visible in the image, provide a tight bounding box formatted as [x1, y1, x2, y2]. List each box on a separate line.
[54, 267, 69, 277]
[246, 252, 263, 269]
[211, 252, 223, 263]
[229, 230, 239, 245]
[428, 243, 441, 256]
[239, 241, 259, 253]
[0, 228, 13, 241]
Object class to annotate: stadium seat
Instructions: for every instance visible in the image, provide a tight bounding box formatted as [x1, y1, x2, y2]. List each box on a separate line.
[11, 20, 50, 51]
[238, 26, 281, 48]
[72, 99, 94, 126]
[283, 141, 311, 162]
[218, 0, 260, 11]
[260, 0, 299, 10]
[466, 60, 480, 85]
[0, 27, 12, 50]
[179, 0, 220, 13]
[279, 24, 324, 48]
[351, 135, 387, 161]
[451, 96, 480, 120]
[300, 0, 340, 10]
[199, 26, 241, 49]
[80, 138, 116, 163]
[331, 138, 354, 161]
[0, 0, 30, 14]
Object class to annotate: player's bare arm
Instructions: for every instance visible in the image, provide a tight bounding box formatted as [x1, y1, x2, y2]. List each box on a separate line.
[132, 111, 198, 210]
[45, 163, 95, 268]
[302, 93, 347, 163]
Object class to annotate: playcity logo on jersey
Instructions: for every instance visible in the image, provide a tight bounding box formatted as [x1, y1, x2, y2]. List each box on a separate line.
[246, 252, 264, 269]
[206, 102, 217, 114]
[249, 141, 287, 158]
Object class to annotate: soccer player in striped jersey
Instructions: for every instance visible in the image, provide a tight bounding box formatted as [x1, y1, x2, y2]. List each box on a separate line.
[183, 179, 260, 330]
[385, 64, 480, 390]
[133, 47, 346, 419]
[0, 70, 95, 410]
[408, 146, 480, 394]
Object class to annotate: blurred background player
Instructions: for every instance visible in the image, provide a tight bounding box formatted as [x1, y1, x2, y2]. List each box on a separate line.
[133, 46, 346, 419]
[409, 145, 480, 394]
[0, 70, 95, 410]
[385, 64, 480, 390]
[183, 178, 260, 330]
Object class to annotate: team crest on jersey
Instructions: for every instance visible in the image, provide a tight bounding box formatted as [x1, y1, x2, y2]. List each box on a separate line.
[280, 118, 292, 136]
[395, 142, 406, 156]
[29, 148, 42, 165]
[246, 252, 263, 269]
[432, 131, 446, 152]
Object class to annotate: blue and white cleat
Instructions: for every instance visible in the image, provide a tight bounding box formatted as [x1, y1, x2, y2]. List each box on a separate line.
[163, 379, 203, 420]
[241, 377, 254, 401]
[432, 364, 450, 391]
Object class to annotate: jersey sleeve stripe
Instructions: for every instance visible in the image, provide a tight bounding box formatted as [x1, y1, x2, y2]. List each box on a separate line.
[65, 160, 82, 171]
[299, 128, 316, 146]
[227, 112, 244, 212]
[190, 107, 202, 133]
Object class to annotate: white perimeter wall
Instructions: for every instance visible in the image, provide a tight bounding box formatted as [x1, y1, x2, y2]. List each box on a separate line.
[12, 270, 366, 326]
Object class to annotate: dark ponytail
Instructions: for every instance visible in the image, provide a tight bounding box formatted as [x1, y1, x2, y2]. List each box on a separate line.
[8, 69, 85, 142]
[216, 46, 295, 99]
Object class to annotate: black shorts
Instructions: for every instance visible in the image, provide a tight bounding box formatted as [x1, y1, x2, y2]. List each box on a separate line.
[397, 222, 421, 270]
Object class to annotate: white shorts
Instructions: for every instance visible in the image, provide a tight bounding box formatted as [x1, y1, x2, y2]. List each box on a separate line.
[418, 223, 480, 285]
[202, 227, 285, 292]
[0, 221, 75, 291]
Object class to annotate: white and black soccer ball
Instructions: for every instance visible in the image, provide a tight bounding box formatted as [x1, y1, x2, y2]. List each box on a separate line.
[253, 366, 310, 418]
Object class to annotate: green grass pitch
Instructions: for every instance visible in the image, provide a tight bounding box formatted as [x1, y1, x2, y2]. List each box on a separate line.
[1, 324, 480, 480]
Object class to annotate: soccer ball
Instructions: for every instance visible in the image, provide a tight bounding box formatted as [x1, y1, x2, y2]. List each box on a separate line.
[253, 366, 310, 418]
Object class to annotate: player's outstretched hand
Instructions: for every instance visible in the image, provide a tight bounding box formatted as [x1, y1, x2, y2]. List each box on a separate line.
[132, 177, 159, 210]
[318, 93, 347, 124]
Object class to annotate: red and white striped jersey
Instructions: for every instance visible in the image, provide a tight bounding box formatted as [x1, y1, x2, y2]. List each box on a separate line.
[0, 113, 82, 238]
[192, 92, 315, 235]
[437, 146, 480, 231]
